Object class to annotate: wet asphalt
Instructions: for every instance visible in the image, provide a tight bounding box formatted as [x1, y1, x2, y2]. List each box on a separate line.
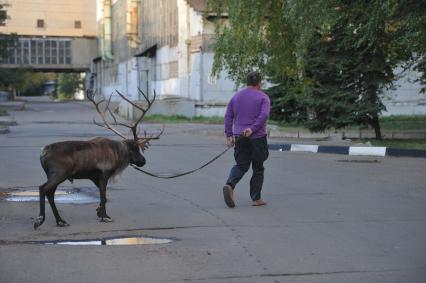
[0, 100, 425, 283]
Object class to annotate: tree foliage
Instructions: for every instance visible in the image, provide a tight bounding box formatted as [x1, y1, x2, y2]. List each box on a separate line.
[0, 2, 22, 93]
[209, 0, 426, 139]
[0, 2, 14, 60]
[57, 73, 82, 100]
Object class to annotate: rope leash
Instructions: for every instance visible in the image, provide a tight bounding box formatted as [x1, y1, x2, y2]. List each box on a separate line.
[130, 147, 231, 179]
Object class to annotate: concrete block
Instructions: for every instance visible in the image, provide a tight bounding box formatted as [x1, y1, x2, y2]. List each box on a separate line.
[0, 126, 9, 134]
[290, 144, 319, 153]
[349, 146, 386, 157]
[0, 101, 25, 111]
[0, 117, 17, 126]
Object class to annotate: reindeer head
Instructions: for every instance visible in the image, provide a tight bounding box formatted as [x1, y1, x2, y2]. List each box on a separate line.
[86, 88, 164, 167]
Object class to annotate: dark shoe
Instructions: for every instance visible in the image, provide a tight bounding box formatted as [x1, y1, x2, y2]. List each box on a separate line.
[223, 185, 235, 208]
[252, 199, 267, 206]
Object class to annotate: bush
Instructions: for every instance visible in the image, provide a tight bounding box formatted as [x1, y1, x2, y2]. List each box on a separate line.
[57, 73, 82, 100]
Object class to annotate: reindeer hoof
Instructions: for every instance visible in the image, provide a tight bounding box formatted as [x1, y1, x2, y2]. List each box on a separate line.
[56, 220, 70, 227]
[96, 207, 105, 218]
[99, 217, 113, 223]
[33, 216, 45, 230]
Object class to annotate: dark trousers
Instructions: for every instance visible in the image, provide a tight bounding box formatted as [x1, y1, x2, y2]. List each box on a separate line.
[226, 136, 269, 201]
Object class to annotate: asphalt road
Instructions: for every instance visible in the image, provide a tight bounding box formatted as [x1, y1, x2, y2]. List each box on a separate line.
[0, 100, 425, 283]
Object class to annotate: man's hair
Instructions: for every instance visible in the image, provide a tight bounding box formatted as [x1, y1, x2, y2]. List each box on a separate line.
[246, 71, 262, 86]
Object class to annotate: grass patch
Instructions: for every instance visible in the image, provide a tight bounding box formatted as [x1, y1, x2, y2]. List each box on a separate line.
[270, 120, 310, 131]
[363, 139, 426, 150]
[0, 108, 9, 116]
[272, 115, 426, 132]
[379, 115, 426, 131]
[143, 114, 224, 124]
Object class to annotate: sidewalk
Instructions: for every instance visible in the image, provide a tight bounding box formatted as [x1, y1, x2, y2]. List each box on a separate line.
[267, 127, 426, 158]
[268, 142, 426, 158]
[14, 95, 54, 103]
[268, 125, 426, 140]
[0, 101, 25, 111]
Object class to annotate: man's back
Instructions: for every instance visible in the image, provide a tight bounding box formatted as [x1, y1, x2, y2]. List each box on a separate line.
[225, 86, 270, 139]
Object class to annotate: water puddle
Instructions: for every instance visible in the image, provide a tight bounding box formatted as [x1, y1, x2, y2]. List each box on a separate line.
[43, 236, 173, 246]
[1, 187, 98, 204]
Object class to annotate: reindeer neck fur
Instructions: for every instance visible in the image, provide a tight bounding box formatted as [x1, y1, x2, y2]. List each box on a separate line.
[95, 138, 130, 183]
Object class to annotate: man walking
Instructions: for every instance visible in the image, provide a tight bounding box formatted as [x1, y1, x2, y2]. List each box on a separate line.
[223, 71, 270, 208]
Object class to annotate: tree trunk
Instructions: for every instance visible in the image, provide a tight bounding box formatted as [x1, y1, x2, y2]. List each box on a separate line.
[370, 115, 382, 140]
[11, 88, 16, 101]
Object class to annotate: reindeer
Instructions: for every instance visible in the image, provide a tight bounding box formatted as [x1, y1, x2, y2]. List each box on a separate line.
[34, 89, 163, 229]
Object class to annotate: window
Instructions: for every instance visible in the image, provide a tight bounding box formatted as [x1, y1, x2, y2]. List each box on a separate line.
[22, 39, 29, 64]
[37, 19, 44, 28]
[44, 40, 51, 64]
[5, 38, 71, 65]
[51, 40, 57, 64]
[37, 41, 44, 64]
[58, 41, 65, 64]
[30, 40, 37, 64]
[65, 41, 71, 64]
[74, 21, 81, 29]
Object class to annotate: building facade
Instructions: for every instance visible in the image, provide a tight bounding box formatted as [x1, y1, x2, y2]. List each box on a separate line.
[0, 0, 98, 71]
[382, 66, 426, 116]
[92, 0, 235, 118]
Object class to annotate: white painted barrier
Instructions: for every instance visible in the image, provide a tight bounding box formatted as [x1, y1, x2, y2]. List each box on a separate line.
[290, 144, 319, 153]
[349, 147, 386, 157]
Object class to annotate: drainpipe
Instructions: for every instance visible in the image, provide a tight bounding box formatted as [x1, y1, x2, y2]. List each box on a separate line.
[126, 0, 139, 48]
[186, 3, 191, 100]
[199, 46, 204, 102]
[103, 0, 113, 60]
[135, 57, 140, 97]
[99, 22, 104, 59]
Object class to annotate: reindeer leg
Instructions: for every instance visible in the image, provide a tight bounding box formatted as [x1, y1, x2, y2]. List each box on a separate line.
[46, 189, 69, 227]
[93, 176, 113, 223]
[34, 183, 47, 230]
[34, 174, 67, 230]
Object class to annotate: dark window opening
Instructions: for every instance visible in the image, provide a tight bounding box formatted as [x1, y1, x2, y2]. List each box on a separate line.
[74, 20, 81, 29]
[37, 19, 44, 28]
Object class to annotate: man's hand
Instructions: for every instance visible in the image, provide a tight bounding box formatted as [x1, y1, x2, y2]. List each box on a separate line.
[242, 128, 253, 137]
[226, 136, 235, 148]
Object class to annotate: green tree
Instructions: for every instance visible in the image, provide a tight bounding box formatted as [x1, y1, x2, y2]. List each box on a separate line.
[209, 0, 426, 139]
[210, 0, 335, 83]
[302, 1, 417, 138]
[0, 2, 22, 97]
[0, 1, 8, 27]
[395, 0, 426, 93]
[57, 73, 82, 100]
[0, 2, 14, 60]
[20, 72, 56, 96]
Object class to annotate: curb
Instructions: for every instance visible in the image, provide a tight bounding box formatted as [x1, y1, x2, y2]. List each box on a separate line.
[0, 117, 17, 126]
[0, 101, 25, 111]
[268, 143, 426, 158]
[0, 126, 10, 134]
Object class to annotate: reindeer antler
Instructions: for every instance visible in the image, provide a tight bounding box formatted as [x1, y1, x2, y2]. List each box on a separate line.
[137, 124, 165, 151]
[86, 88, 164, 146]
[114, 88, 157, 141]
[86, 89, 127, 139]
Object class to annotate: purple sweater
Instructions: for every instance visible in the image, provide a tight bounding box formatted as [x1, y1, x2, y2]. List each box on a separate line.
[224, 87, 271, 139]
